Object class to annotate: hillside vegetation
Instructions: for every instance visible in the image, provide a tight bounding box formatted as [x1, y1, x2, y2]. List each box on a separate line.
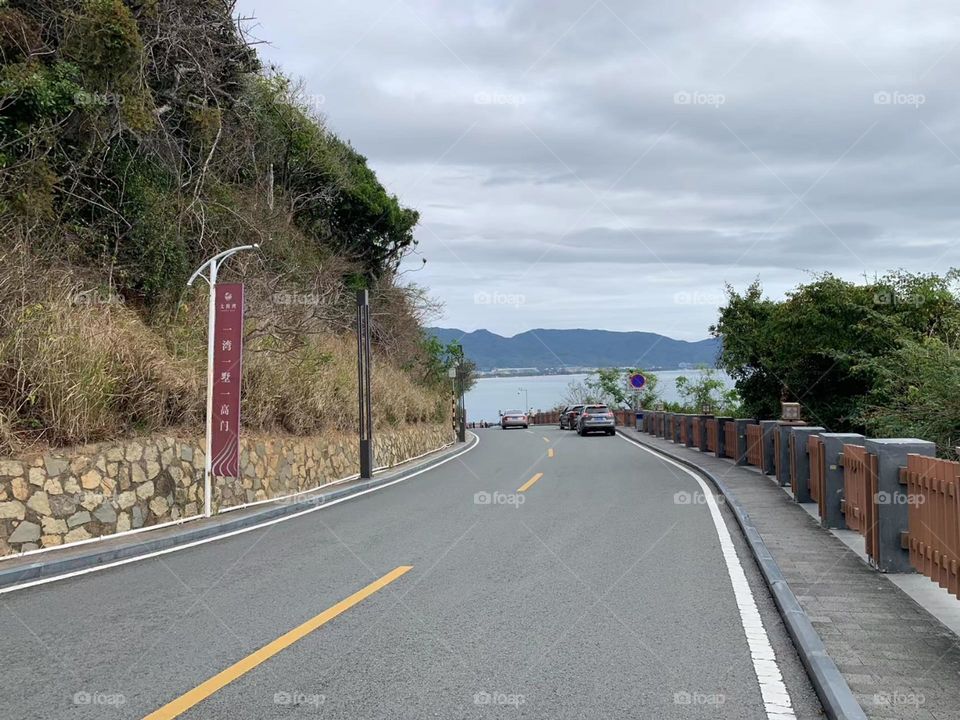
[0, 0, 457, 453]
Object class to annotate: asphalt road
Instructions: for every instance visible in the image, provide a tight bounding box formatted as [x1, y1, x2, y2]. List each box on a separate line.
[1, 426, 823, 719]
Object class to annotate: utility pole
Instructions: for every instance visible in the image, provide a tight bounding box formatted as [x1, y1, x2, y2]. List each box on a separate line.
[449, 363, 466, 442]
[457, 364, 466, 442]
[356, 289, 374, 479]
[187, 244, 259, 517]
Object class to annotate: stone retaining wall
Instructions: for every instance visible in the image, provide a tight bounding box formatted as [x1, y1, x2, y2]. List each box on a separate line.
[0, 424, 454, 556]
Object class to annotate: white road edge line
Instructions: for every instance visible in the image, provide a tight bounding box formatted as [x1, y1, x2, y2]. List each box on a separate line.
[618, 434, 796, 720]
[0, 434, 481, 596]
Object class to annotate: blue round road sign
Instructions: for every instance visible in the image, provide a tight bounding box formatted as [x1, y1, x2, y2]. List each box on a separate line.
[629, 373, 646, 389]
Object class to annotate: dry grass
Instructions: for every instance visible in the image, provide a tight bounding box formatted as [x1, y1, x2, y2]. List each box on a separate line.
[0, 244, 447, 450]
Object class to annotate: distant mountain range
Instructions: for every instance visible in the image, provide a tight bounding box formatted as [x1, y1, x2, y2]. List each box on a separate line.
[428, 328, 721, 372]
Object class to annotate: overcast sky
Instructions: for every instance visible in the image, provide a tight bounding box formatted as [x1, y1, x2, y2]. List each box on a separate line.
[236, 0, 960, 340]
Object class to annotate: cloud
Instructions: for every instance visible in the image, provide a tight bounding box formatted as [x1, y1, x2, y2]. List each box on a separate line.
[236, 0, 960, 339]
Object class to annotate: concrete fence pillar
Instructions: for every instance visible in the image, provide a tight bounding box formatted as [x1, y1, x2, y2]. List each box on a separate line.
[664, 413, 673, 440]
[865, 438, 936, 573]
[788, 426, 825, 502]
[734, 418, 755, 465]
[759, 420, 777, 475]
[817, 433, 864, 529]
[715, 417, 733, 458]
[697, 415, 712, 453]
[776, 423, 803, 487]
[684, 415, 695, 448]
[673, 414, 682, 444]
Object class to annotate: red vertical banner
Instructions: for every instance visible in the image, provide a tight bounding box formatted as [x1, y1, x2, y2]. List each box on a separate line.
[211, 283, 244, 478]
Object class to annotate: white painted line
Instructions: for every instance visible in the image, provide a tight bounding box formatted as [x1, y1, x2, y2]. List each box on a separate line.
[618, 435, 796, 720]
[0, 434, 480, 596]
[7, 442, 460, 558]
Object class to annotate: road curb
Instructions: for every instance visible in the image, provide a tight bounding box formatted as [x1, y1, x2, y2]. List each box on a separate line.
[0, 434, 479, 592]
[617, 429, 867, 720]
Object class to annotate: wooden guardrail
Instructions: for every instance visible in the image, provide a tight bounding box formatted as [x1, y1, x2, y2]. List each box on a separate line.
[905, 455, 960, 600]
[746, 424, 763, 467]
[723, 422, 737, 459]
[841, 444, 880, 563]
[706, 419, 718, 453]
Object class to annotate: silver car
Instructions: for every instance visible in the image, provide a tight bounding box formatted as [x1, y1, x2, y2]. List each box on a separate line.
[500, 410, 529, 429]
[577, 405, 616, 436]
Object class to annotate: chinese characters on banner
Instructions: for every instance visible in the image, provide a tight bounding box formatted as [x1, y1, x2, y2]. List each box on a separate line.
[211, 283, 244, 478]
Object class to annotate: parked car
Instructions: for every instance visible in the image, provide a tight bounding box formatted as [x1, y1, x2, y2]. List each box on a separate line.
[559, 404, 584, 430]
[500, 410, 528, 429]
[577, 405, 616, 435]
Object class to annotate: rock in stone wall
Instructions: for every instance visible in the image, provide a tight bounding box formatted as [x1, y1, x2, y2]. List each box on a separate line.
[0, 424, 454, 557]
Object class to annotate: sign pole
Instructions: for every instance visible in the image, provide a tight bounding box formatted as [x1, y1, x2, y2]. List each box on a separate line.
[203, 258, 218, 517]
[187, 243, 259, 518]
[357, 290, 374, 479]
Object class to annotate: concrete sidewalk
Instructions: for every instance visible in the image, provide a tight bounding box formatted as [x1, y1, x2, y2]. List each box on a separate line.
[630, 431, 960, 720]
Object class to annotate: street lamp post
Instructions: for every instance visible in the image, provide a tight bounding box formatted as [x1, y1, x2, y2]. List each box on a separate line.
[187, 243, 259, 517]
[518, 387, 529, 414]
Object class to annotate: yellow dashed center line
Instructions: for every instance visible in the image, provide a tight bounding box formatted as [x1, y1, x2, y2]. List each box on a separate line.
[548, 448, 555, 458]
[542, 437, 550, 443]
[517, 472, 544, 493]
[142, 566, 413, 720]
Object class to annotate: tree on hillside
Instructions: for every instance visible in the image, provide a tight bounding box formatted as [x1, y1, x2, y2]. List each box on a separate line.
[0, 0, 445, 447]
[0, 0, 420, 302]
[675, 366, 740, 415]
[712, 272, 960, 436]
